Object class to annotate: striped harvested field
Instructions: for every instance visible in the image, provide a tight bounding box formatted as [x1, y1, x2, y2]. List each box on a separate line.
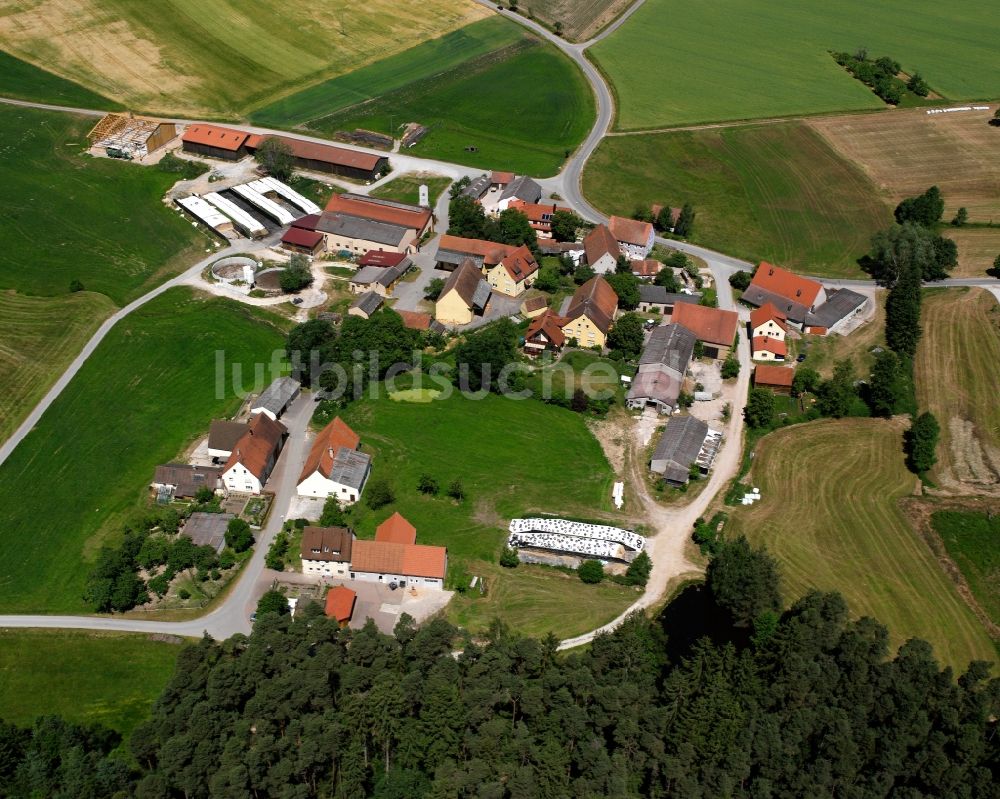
[729, 418, 996, 671]
[943, 227, 1000, 278]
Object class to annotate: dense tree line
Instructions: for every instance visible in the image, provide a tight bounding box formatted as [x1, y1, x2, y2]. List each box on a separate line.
[446, 187, 539, 255]
[831, 50, 926, 104]
[7, 540, 998, 798]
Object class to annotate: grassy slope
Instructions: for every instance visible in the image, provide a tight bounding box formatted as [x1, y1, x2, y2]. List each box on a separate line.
[0, 288, 286, 614]
[584, 123, 889, 276]
[0, 106, 203, 303]
[797, 292, 885, 379]
[590, 0, 1000, 129]
[0, 631, 180, 735]
[915, 288, 1000, 488]
[370, 174, 452, 207]
[729, 419, 995, 671]
[0, 0, 486, 117]
[0, 49, 118, 108]
[931, 510, 1000, 626]
[0, 290, 116, 442]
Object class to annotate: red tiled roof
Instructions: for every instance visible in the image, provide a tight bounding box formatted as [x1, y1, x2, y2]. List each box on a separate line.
[491, 171, 515, 185]
[750, 302, 787, 331]
[281, 227, 323, 248]
[670, 303, 740, 347]
[564, 276, 619, 334]
[325, 586, 356, 622]
[525, 309, 567, 347]
[359, 250, 408, 267]
[324, 194, 431, 231]
[350, 540, 447, 580]
[437, 234, 514, 265]
[609, 215, 654, 247]
[375, 512, 417, 545]
[395, 310, 432, 330]
[583, 224, 620, 266]
[182, 124, 248, 151]
[507, 199, 564, 227]
[224, 413, 287, 480]
[754, 364, 794, 387]
[750, 263, 823, 307]
[299, 417, 360, 484]
[292, 213, 320, 230]
[496, 244, 539, 282]
[752, 336, 788, 357]
[251, 136, 383, 171]
[632, 258, 662, 277]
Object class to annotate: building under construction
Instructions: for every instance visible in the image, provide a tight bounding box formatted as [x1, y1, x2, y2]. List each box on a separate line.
[87, 113, 177, 159]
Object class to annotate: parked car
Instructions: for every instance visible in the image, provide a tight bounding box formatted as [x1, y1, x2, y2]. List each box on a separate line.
[292, 297, 304, 305]
[796, 353, 807, 362]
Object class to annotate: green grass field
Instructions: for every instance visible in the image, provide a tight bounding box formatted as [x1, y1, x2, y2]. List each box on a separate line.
[931, 510, 1000, 627]
[370, 174, 452, 207]
[590, 0, 1000, 130]
[584, 122, 889, 276]
[0, 290, 116, 443]
[0, 631, 180, 735]
[0, 0, 487, 117]
[729, 419, 996, 671]
[0, 288, 286, 614]
[0, 50, 118, 108]
[0, 106, 204, 303]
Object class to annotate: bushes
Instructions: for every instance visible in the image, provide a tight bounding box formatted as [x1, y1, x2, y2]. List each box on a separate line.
[366, 478, 395, 510]
[744, 388, 776, 428]
[256, 590, 290, 618]
[905, 411, 940, 474]
[499, 548, 520, 568]
[225, 518, 254, 553]
[266, 530, 291, 571]
[692, 514, 726, 556]
[578, 560, 604, 584]
[279, 254, 313, 293]
[728, 270, 752, 291]
[417, 474, 439, 495]
[624, 550, 651, 586]
[832, 50, 909, 104]
[720, 354, 739, 379]
[156, 151, 208, 180]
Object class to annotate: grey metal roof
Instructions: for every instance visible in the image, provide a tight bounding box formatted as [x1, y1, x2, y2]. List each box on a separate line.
[207, 419, 248, 452]
[462, 174, 491, 200]
[253, 376, 300, 416]
[650, 416, 709, 483]
[500, 175, 542, 203]
[627, 367, 684, 410]
[638, 285, 702, 305]
[437, 248, 485, 269]
[316, 213, 411, 246]
[152, 463, 222, 497]
[640, 324, 696, 373]
[805, 288, 867, 329]
[184, 512, 235, 553]
[328, 448, 371, 490]
[741, 286, 810, 323]
[471, 281, 492, 310]
[350, 261, 409, 288]
[351, 291, 384, 315]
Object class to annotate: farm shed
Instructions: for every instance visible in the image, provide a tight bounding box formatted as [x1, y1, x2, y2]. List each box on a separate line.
[627, 323, 696, 413]
[89, 113, 176, 157]
[251, 377, 301, 421]
[649, 415, 711, 485]
[804, 289, 869, 335]
[280, 227, 325, 255]
[151, 463, 223, 500]
[247, 135, 388, 182]
[324, 586, 357, 626]
[184, 512, 236, 553]
[669, 303, 740, 359]
[182, 124, 250, 160]
[754, 364, 795, 395]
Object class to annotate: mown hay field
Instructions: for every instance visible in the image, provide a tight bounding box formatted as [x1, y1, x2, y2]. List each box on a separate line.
[943, 227, 1000, 279]
[0, 288, 287, 614]
[0, 630, 181, 735]
[590, 0, 1000, 130]
[0, 0, 488, 116]
[584, 122, 890, 277]
[809, 106, 1000, 223]
[529, 0, 635, 42]
[728, 419, 996, 671]
[915, 288, 1000, 494]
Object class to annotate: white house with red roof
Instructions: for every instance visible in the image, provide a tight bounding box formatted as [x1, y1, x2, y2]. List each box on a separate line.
[750, 303, 789, 361]
[297, 417, 371, 503]
[221, 413, 288, 495]
[740, 263, 826, 326]
[609, 215, 655, 259]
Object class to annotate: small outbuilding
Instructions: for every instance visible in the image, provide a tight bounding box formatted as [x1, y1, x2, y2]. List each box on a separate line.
[754, 364, 795, 394]
[649, 416, 711, 486]
[251, 377, 301, 421]
[324, 586, 357, 627]
[349, 291, 385, 319]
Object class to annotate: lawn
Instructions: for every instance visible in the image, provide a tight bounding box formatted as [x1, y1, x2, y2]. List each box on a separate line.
[528, 0, 636, 42]
[728, 418, 996, 671]
[370, 174, 452, 208]
[584, 122, 890, 276]
[0, 288, 287, 614]
[931, 510, 1000, 626]
[944, 228, 1000, 279]
[298, 40, 595, 177]
[797, 292, 884, 379]
[0, 106, 204, 303]
[0, 630, 180, 735]
[589, 0, 1000, 130]
[0, 0, 488, 117]
[0, 49, 118, 108]
[0, 289, 116, 443]
[915, 289, 1000, 492]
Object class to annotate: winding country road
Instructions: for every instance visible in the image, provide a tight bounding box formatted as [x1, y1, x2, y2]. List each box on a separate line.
[0, 3, 997, 643]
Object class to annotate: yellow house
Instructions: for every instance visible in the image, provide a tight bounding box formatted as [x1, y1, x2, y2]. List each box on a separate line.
[559, 276, 619, 348]
[435, 259, 492, 326]
[484, 245, 539, 297]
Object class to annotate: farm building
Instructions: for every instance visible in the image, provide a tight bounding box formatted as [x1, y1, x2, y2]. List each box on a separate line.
[207, 419, 250, 460]
[507, 518, 645, 564]
[804, 288, 869, 335]
[632, 259, 662, 279]
[627, 323, 696, 413]
[324, 585, 357, 627]
[538, 239, 585, 264]
[669, 303, 739, 359]
[461, 174, 492, 201]
[316, 194, 431, 255]
[280, 227, 325, 255]
[298, 417, 371, 503]
[182, 124, 251, 160]
[395, 310, 445, 334]
[349, 259, 411, 297]
[637, 285, 700, 314]
[524, 310, 568, 357]
[349, 513, 447, 589]
[559, 276, 619, 348]
[435, 235, 515, 271]
[484, 245, 539, 297]
[175, 196, 235, 238]
[435, 259, 492, 326]
[222, 413, 288, 495]
[520, 295, 549, 318]
[89, 113, 176, 158]
[752, 335, 787, 361]
[754, 364, 795, 395]
[506, 200, 566, 239]
[251, 377, 300, 421]
[245, 135, 388, 181]
[609, 215, 654, 259]
[490, 175, 542, 214]
[151, 463, 222, 501]
[649, 416, 720, 486]
[349, 291, 384, 319]
[301, 526, 354, 578]
[358, 250, 409, 268]
[740, 263, 826, 326]
[203, 192, 267, 238]
[583, 224, 620, 274]
[184, 512, 236, 553]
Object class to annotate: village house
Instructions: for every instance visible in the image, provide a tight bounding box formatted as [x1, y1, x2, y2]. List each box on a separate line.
[507, 200, 566, 239]
[582, 223, 620, 274]
[524, 310, 568, 357]
[637, 285, 700, 315]
[348, 513, 448, 589]
[752, 335, 787, 361]
[626, 323, 696, 413]
[520, 295, 549, 319]
[222, 413, 288, 495]
[301, 525, 354, 578]
[740, 263, 826, 327]
[649, 415, 717, 486]
[490, 175, 542, 214]
[559, 275, 619, 348]
[207, 419, 250, 461]
[669, 303, 739, 359]
[251, 376, 301, 421]
[754, 364, 795, 395]
[348, 291, 384, 319]
[484, 245, 539, 297]
[609, 215, 655, 259]
[434, 234, 514, 272]
[297, 417, 372, 503]
[435, 259, 492, 326]
[750, 303, 788, 340]
[324, 585, 357, 627]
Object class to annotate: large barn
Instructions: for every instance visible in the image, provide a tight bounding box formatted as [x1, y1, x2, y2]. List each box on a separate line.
[182, 124, 251, 161]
